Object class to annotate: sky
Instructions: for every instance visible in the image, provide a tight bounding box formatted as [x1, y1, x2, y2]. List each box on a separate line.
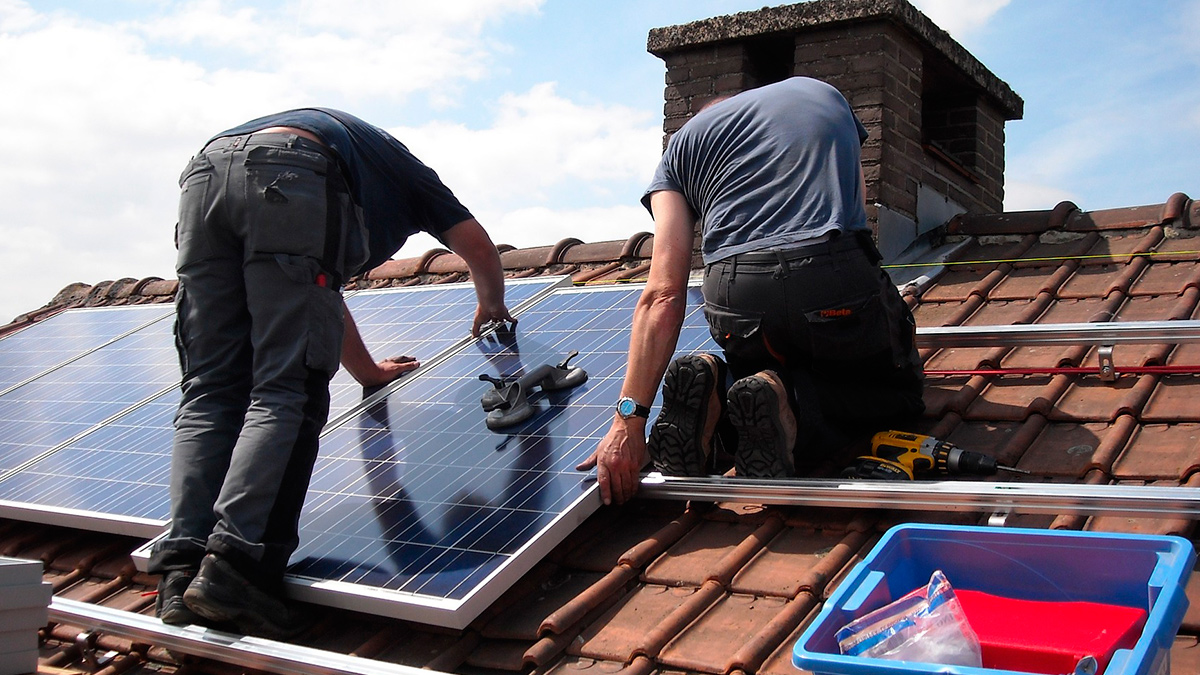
[1, 0, 1197, 323]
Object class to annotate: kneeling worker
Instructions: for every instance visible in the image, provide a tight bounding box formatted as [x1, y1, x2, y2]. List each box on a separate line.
[579, 77, 924, 505]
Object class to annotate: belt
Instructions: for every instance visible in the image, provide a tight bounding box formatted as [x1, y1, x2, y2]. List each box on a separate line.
[200, 131, 336, 162]
[731, 232, 866, 264]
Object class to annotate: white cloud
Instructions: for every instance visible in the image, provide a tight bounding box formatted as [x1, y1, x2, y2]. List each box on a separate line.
[909, 0, 1009, 38]
[1002, 181, 1076, 212]
[390, 83, 661, 210]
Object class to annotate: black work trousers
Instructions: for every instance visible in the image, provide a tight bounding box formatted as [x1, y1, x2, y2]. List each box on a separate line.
[702, 232, 925, 464]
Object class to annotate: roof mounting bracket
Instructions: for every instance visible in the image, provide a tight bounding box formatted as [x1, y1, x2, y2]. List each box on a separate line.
[1097, 345, 1117, 382]
[985, 509, 1011, 527]
[75, 630, 117, 668]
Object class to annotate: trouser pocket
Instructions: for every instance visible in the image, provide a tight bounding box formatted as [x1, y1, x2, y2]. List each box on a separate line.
[705, 302, 773, 366]
[243, 145, 332, 260]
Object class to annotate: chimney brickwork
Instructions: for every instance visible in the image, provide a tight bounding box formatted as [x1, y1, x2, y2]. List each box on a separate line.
[648, 0, 1023, 259]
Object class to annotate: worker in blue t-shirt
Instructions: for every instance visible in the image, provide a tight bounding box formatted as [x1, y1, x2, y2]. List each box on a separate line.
[580, 77, 924, 505]
[148, 108, 513, 638]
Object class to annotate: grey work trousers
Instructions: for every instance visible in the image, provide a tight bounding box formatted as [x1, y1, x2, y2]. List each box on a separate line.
[702, 232, 925, 466]
[148, 132, 358, 589]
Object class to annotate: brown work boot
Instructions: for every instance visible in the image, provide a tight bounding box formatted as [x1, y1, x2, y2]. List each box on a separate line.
[728, 370, 798, 478]
[648, 353, 726, 476]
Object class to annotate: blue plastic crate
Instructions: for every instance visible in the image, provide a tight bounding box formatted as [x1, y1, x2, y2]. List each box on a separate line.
[793, 524, 1195, 675]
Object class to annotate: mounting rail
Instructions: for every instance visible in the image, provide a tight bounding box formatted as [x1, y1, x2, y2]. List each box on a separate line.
[48, 597, 443, 675]
[916, 320, 1200, 348]
[639, 474, 1200, 519]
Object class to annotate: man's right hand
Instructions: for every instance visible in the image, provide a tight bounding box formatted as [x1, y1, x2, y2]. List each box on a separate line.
[356, 355, 419, 388]
[577, 417, 648, 506]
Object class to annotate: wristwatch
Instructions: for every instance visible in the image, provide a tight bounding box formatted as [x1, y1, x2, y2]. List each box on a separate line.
[616, 396, 650, 420]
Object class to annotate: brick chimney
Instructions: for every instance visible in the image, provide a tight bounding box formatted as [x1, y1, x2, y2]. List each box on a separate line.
[647, 0, 1024, 260]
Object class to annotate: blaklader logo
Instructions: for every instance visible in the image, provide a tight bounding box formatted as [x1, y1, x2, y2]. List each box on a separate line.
[820, 308, 854, 318]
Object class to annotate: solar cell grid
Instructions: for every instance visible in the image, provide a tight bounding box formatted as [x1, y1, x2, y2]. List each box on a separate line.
[286, 284, 714, 625]
[0, 305, 171, 392]
[0, 317, 179, 477]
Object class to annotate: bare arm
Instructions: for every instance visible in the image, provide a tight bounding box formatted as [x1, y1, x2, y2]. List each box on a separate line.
[339, 301, 419, 386]
[577, 190, 696, 505]
[441, 218, 514, 336]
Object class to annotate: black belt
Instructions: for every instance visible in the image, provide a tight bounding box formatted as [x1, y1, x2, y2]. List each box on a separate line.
[732, 232, 866, 264]
[201, 132, 337, 162]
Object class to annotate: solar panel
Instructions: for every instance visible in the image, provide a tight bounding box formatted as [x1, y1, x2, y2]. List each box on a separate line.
[0, 279, 562, 536]
[282, 283, 715, 628]
[0, 314, 179, 479]
[0, 305, 172, 393]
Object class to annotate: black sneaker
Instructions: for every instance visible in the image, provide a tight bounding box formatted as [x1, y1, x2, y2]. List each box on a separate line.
[183, 554, 312, 640]
[157, 570, 203, 626]
[649, 353, 726, 476]
[728, 370, 798, 478]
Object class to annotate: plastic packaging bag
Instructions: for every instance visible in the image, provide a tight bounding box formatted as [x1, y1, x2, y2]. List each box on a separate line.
[836, 570, 982, 667]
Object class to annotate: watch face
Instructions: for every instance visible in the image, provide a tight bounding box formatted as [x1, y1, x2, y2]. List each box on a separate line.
[617, 398, 636, 417]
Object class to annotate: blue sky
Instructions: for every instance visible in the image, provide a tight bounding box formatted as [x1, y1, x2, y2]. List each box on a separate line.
[0, 0, 1197, 323]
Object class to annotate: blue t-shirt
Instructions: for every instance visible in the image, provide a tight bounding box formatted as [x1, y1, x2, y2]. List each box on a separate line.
[215, 108, 473, 274]
[643, 77, 868, 264]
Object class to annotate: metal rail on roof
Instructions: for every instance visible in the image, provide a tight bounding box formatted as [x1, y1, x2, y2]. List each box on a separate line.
[639, 474, 1200, 519]
[915, 320, 1200, 348]
[48, 598, 446, 675]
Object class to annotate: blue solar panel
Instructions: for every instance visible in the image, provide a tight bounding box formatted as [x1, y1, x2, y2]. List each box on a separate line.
[0, 279, 560, 534]
[0, 305, 171, 392]
[284, 284, 715, 627]
[0, 315, 179, 478]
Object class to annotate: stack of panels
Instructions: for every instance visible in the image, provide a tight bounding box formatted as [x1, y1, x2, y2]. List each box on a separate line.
[285, 284, 714, 627]
[0, 279, 560, 535]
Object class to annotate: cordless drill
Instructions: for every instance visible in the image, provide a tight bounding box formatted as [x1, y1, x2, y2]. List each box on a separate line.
[842, 431, 1029, 479]
[868, 430, 1029, 477]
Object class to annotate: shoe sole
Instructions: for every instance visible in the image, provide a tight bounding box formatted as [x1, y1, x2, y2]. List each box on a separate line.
[728, 376, 794, 478]
[649, 355, 720, 476]
[158, 596, 204, 626]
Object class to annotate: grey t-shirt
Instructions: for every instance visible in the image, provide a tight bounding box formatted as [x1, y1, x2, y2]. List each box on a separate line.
[643, 77, 869, 264]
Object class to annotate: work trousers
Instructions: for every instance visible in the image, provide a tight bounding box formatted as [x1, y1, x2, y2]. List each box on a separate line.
[148, 132, 361, 590]
[702, 232, 925, 465]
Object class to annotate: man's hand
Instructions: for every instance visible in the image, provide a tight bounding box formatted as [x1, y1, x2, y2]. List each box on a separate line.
[472, 302, 516, 338]
[354, 355, 419, 388]
[577, 418, 648, 505]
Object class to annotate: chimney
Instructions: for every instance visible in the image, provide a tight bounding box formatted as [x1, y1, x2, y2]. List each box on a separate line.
[647, 0, 1024, 261]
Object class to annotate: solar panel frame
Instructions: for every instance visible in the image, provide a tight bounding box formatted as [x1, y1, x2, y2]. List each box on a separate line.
[0, 279, 566, 537]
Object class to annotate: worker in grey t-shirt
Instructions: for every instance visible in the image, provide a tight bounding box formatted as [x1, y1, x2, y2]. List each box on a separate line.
[581, 77, 924, 504]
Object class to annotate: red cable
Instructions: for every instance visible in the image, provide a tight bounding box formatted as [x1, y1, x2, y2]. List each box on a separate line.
[924, 364, 1200, 377]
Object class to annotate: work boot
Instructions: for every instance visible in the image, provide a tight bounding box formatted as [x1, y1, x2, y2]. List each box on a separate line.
[183, 554, 312, 641]
[649, 353, 726, 476]
[156, 570, 203, 626]
[727, 370, 798, 478]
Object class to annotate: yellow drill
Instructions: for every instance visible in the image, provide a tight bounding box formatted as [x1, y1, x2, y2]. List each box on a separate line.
[843, 430, 1029, 479]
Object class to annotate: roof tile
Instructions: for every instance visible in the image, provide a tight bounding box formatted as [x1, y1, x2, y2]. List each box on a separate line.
[1049, 375, 1156, 423]
[1112, 423, 1200, 481]
[1128, 261, 1200, 296]
[1140, 376, 1200, 422]
[643, 519, 769, 587]
[657, 593, 789, 673]
[730, 528, 868, 598]
[964, 374, 1067, 421]
[1016, 419, 1134, 478]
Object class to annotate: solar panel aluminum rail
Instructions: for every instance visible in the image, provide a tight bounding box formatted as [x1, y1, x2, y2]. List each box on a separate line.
[49, 597, 441, 675]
